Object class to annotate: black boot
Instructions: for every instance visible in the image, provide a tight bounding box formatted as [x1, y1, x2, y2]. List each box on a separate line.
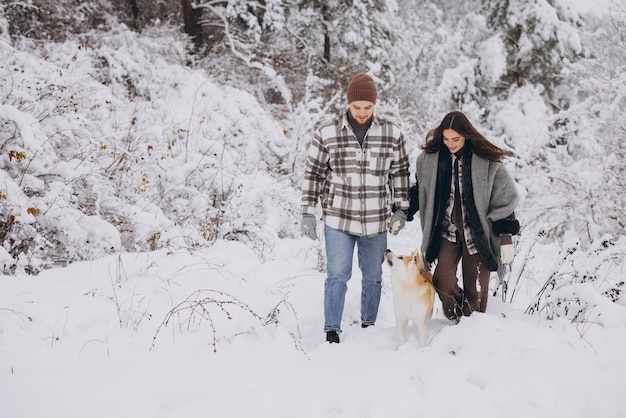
[326, 330, 340, 343]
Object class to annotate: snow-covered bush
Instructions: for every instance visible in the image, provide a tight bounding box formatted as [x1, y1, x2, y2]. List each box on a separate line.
[0, 26, 298, 274]
[523, 234, 626, 321]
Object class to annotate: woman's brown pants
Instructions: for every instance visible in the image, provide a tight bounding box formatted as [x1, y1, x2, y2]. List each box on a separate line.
[432, 236, 490, 321]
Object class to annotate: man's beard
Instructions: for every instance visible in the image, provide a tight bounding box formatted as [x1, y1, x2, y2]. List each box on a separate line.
[353, 116, 371, 127]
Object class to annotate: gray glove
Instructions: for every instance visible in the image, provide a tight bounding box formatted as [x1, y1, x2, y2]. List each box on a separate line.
[301, 214, 318, 240]
[387, 210, 407, 235]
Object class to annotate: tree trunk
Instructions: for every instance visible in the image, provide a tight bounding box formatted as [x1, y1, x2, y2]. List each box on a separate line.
[181, 0, 203, 38]
[128, 0, 139, 20]
[320, 1, 331, 62]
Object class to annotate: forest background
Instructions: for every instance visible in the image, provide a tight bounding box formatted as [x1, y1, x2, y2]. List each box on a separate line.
[1, 0, 625, 322]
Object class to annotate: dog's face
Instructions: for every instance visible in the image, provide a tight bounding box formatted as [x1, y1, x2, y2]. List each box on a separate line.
[385, 249, 422, 277]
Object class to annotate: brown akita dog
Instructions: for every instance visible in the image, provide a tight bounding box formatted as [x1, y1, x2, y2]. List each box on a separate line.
[385, 249, 436, 347]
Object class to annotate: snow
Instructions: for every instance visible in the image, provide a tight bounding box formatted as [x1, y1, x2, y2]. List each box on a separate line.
[2, 220, 626, 418]
[0, 3, 625, 417]
[564, 0, 612, 16]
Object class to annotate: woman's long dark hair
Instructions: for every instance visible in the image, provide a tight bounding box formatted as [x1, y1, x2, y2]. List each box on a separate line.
[421, 111, 512, 162]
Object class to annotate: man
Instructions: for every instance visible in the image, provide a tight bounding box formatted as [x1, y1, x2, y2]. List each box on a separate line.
[300, 73, 411, 343]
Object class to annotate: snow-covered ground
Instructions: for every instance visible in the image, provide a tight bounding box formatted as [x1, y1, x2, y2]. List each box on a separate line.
[2, 220, 625, 418]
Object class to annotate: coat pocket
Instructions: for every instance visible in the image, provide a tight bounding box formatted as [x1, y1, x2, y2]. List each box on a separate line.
[368, 149, 393, 176]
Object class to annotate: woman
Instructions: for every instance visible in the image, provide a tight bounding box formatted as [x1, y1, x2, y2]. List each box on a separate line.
[411, 111, 520, 321]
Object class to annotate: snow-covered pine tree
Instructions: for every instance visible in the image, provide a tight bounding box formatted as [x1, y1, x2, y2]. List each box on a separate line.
[480, 0, 586, 106]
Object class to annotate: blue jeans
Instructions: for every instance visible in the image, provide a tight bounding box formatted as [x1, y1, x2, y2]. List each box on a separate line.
[323, 225, 387, 333]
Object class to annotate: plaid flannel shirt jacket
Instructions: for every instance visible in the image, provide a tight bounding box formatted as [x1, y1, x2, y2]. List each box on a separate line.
[301, 111, 410, 237]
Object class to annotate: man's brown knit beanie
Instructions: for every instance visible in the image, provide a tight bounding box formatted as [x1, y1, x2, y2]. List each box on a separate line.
[346, 73, 377, 104]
